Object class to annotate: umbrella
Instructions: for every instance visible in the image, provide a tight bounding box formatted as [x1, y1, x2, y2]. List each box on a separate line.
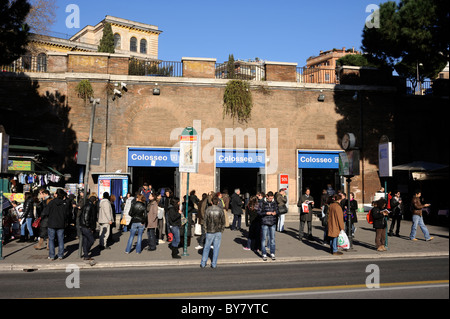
[1, 195, 11, 211]
[392, 161, 448, 172]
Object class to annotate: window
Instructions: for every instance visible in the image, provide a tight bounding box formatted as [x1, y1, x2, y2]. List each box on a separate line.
[114, 33, 121, 50]
[140, 39, 147, 54]
[37, 53, 47, 72]
[130, 37, 137, 52]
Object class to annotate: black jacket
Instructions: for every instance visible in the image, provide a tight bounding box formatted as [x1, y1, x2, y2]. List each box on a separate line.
[130, 201, 147, 224]
[257, 198, 279, 226]
[230, 193, 243, 215]
[167, 206, 181, 227]
[22, 198, 35, 220]
[47, 198, 69, 229]
[372, 207, 387, 229]
[80, 200, 97, 230]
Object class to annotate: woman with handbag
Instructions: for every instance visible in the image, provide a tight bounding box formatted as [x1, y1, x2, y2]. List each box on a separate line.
[167, 197, 182, 259]
[327, 195, 345, 255]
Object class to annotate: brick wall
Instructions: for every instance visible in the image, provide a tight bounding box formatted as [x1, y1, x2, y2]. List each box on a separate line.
[67, 53, 129, 75]
[265, 61, 297, 82]
[1, 69, 447, 209]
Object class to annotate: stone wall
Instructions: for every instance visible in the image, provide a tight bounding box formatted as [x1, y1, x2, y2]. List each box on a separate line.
[1, 53, 448, 210]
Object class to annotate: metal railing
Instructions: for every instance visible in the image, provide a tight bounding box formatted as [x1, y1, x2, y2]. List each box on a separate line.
[1, 55, 47, 73]
[215, 62, 265, 81]
[129, 59, 183, 77]
[406, 79, 433, 95]
[297, 67, 338, 84]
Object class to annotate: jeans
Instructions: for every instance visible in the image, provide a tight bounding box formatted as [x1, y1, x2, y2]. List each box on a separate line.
[80, 227, 95, 258]
[330, 237, 338, 253]
[261, 224, 276, 256]
[48, 228, 64, 259]
[200, 232, 222, 268]
[21, 218, 34, 237]
[170, 226, 180, 248]
[147, 228, 157, 251]
[410, 215, 431, 240]
[125, 223, 145, 253]
[231, 214, 242, 230]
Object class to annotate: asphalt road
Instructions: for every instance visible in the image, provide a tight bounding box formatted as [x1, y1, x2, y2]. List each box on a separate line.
[0, 257, 448, 300]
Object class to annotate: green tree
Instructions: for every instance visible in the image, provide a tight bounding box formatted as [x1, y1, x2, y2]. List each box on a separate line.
[98, 22, 115, 54]
[362, 0, 449, 80]
[226, 54, 235, 79]
[0, 0, 31, 65]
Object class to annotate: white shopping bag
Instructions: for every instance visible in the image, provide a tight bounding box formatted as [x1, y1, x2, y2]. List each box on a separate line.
[338, 230, 350, 250]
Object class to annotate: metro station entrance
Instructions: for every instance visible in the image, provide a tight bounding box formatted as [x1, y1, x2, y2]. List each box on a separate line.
[215, 149, 266, 196]
[128, 147, 181, 197]
[297, 150, 344, 208]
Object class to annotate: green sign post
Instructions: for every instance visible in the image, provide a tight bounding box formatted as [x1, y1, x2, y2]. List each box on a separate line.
[179, 127, 199, 257]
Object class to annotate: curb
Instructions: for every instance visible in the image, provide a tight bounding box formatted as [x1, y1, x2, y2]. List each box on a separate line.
[1, 251, 448, 272]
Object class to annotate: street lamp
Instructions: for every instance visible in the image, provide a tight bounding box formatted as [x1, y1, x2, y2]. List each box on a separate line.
[79, 97, 100, 258]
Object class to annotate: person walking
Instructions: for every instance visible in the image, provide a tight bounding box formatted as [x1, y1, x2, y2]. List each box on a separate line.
[389, 191, 403, 237]
[200, 196, 226, 269]
[327, 195, 345, 255]
[146, 193, 158, 251]
[79, 196, 97, 262]
[47, 189, 69, 260]
[372, 198, 389, 251]
[297, 188, 315, 240]
[230, 189, 243, 231]
[125, 194, 147, 254]
[98, 192, 114, 250]
[167, 197, 182, 259]
[257, 191, 279, 261]
[410, 190, 434, 241]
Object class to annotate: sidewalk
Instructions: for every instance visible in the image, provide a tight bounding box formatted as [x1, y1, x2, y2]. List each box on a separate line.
[1, 217, 448, 271]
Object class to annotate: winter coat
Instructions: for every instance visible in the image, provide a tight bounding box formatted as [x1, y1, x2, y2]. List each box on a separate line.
[167, 206, 181, 227]
[276, 193, 288, 214]
[372, 207, 387, 229]
[257, 198, 279, 226]
[129, 201, 147, 224]
[98, 199, 114, 224]
[204, 205, 225, 233]
[230, 193, 243, 215]
[147, 201, 158, 229]
[327, 202, 344, 238]
[80, 200, 97, 230]
[47, 198, 69, 229]
[22, 198, 35, 220]
[298, 194, 314, 222]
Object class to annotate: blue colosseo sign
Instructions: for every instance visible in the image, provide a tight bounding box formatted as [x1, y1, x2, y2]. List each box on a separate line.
[298, 150, 342, 169]
[216, 149, 266, 168]
[128, 148, 180, 168]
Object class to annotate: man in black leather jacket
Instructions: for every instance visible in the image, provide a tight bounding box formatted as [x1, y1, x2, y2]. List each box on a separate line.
[80, 196, 98, 261]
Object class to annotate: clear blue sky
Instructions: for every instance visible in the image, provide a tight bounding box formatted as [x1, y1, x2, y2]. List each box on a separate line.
[51, 0, 380, 66]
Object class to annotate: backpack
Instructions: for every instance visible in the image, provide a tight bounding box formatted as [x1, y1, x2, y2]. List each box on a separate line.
[366, 209, 374, 224]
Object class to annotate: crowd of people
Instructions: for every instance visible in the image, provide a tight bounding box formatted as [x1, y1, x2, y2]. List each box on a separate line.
[1, 182, 436, 267]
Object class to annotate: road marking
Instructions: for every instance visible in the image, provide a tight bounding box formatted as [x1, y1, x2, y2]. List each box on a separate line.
[47, 280, 449, 299]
